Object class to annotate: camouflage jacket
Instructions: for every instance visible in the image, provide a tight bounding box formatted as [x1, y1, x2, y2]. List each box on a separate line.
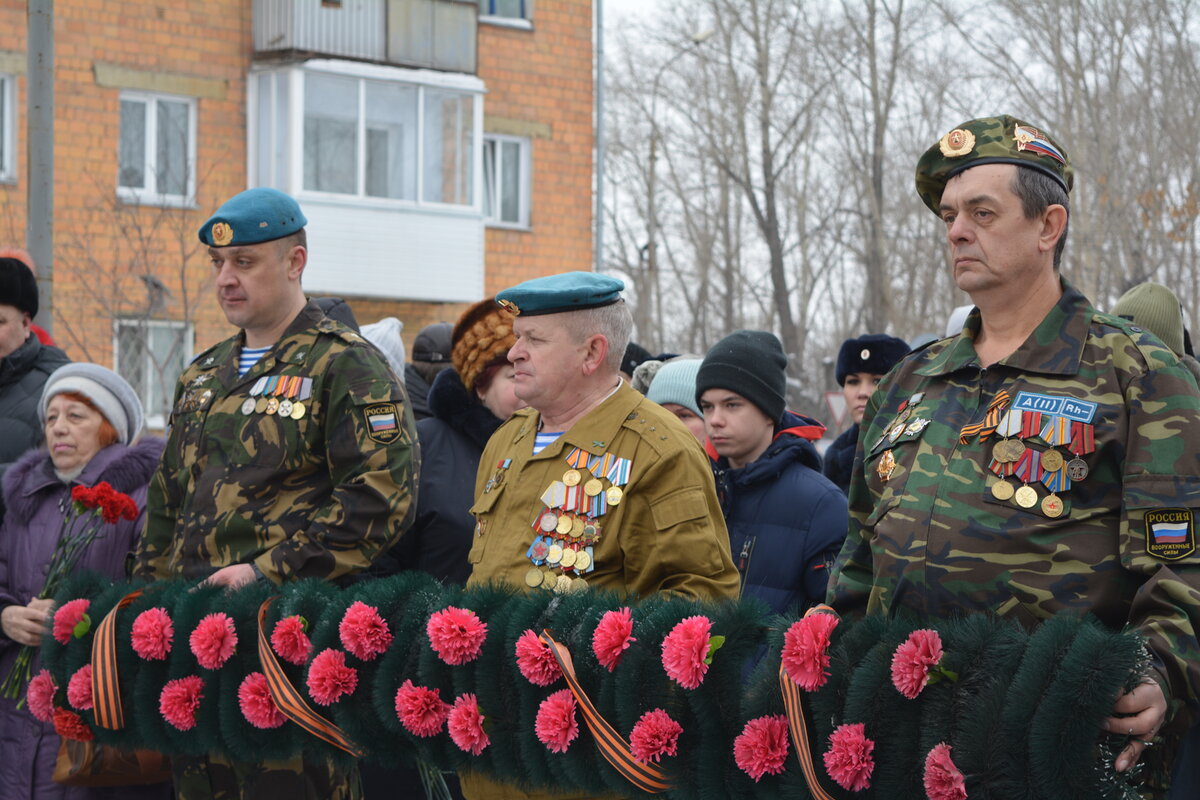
[828, 281, 1200, 715]
[134, 301, 418, 585]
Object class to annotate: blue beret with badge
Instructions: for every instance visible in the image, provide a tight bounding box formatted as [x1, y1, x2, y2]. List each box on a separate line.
[198, 187, 308, 247]
[496, 271, 625, 317]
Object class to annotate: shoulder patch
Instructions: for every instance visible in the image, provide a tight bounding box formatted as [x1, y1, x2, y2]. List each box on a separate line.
[362, 402, 402, 444]
[1145, 508, 1196, 561]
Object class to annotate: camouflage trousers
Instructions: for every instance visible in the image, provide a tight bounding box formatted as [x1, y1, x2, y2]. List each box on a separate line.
[171, 752, 361, 800]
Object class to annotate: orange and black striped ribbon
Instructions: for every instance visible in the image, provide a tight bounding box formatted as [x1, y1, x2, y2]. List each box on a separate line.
[538, 629, 672, 794]
[91, 589, 144, 730]
[958, 389, 1011, 444]
[779, 661, 839, 800]
[256, 597, 366, 757]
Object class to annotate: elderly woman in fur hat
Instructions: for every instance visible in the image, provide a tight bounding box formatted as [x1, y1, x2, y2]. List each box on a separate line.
[0, 363, 167, 799]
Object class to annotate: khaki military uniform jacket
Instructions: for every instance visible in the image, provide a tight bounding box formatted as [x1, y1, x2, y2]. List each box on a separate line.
[135, 301, 417, 584]
[829, 282, 1200, 720]
[462, 382, 737, 800]
[467, 381, 738, 600]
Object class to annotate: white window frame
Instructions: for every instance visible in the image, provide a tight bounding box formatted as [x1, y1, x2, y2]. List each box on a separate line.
[248, 60, 485, 216]
[113, 318, 193, 430]
[479, 0, 533, 28]
[116, 90, 197, 207]
[483, 133, 531, 229]
[0, 74, 15, 183]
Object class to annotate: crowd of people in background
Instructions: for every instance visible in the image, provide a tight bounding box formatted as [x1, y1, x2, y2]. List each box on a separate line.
[0, 113, 1198, 800]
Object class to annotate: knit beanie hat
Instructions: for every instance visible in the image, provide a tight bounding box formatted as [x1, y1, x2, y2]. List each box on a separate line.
[361, 316, 406, 379]
[0, 256, 38, 317]
[646, 358, 703, 417]
[1112, 282, 1186, 356]
[452, 298, 516, 393]
[40, 363, 144, 444]
[696, 330, 788, 423]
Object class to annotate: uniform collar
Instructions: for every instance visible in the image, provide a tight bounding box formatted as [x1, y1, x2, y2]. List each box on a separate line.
[515, 381, 643, 459]
[916, 278, 1092, 378]
[192, 300, 324, 389]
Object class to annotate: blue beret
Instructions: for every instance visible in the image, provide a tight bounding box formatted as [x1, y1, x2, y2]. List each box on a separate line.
[496, 271, 624, 317]
[835, 334, 909, 385]
[198, 187, 308, 247]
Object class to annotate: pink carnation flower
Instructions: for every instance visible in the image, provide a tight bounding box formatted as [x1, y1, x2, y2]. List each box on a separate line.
[447, 693, 490, 756]
[159, 675, 205, 731]
[891, 629, 944, 699]
[189, 612, 238, 670]
[515, 629, 562, 686]
[592, 607, 636, 671]
[661, 615, 712, 689]
[924, 742, 967, 800]
[131, 607, 174, 660]
[52, 598, 91, 645]
[394, 680, 451, 738]
[823, 722, 875, 792]
[734, 714, 790, 781]
[339, 601, 393, 661]
[53, 708, 94, 741]
[629, 708, 682, 764]
[271, 615, 312, 666]
[26, 670, 57, 723]
[306, 649, 358, 705]
[67, 664, 93, 711]
[781, 612, 839, 691]
[426, 606, 488, 666]
[534, 689, 579, 754]
[238, 672, 287, 729]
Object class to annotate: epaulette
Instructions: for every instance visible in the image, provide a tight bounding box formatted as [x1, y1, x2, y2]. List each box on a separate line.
[1091, 310, 1180, 367]
[316, 316, 368, 346]
[186, 336, 233, 368]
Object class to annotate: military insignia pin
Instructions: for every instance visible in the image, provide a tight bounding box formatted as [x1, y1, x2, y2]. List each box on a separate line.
[1145, 508, 1196, 561]
[497, 298, 521, 316]
[211, 221, 233, 246]
[1013, 125, 1067, 165]
[939, 128, 976, 158]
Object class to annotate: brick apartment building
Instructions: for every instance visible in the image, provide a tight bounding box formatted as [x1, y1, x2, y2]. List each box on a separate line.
[0, 0, 594, 426]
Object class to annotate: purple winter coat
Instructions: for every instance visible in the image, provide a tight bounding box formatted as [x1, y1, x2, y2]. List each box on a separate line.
[0, 437, 170, 800]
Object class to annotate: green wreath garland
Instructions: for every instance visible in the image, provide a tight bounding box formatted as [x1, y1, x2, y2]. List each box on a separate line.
[31, 573, 1150, 800]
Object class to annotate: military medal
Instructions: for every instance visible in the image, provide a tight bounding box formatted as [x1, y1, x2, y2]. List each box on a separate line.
[1064, 420, 1094, 481]
[265, 397, 279, 415]
[554, 575, 573, 594]
[1040, 448, 1064, 472]
[1041, 494, 1064, 518]
[244, 377, 268, 415]
[278, 399, 293, 418]
[574, 549, 592, 571]
[570, 517, 585, 539]
[256, 396, 270, 414]
[584, 478, 603, 497]
[556, 514, 573, 536]
[876, 450, 896, 482]
[547, 543, 563, 566]
[541, 571, 557, 589]
[605, 486, 623, 505]
[1014, 485, 1038, 508]
[991, 479, 1016, 501]
[1065, 458, 1088, 481]
[904, 417, 930, 437]
[560, 547, 577, 569]
[525, 567, 544, 588]
[563, 469, 582, 487]
[241, 398, 257, 415]
[539, 511, 557, 532]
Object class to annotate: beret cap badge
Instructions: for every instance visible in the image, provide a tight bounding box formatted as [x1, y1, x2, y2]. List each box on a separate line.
[211, 222, 233, 246]
[497, 298, 521, 316]
[939, 128, 975, 158]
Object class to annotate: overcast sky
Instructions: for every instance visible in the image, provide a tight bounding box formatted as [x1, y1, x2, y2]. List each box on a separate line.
[600, 0, 657, 28]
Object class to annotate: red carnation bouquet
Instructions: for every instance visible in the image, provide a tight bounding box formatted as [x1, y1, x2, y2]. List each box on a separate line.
[1, 481, 139, 702]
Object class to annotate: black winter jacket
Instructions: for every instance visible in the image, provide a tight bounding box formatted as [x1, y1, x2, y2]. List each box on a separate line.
[822, 423, 860, 496]
[371, 368, 504, 584]
[710, 411, 849, 614]
[0, 336, 69, 519]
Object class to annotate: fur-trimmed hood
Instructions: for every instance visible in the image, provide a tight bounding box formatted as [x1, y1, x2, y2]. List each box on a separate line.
[1, 436, 165, 525]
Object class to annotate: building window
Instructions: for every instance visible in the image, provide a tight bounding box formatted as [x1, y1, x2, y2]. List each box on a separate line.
[114, 319, 192, 429]
[253, 64, 481, 210]
[117, 91, 196, 206]
[479, 0, 531, 20]
[0, 74, 14, 182]
[483, 134, 530, 228]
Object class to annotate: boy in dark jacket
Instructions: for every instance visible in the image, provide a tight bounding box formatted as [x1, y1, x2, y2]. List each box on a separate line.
[697, 330, 848, 613]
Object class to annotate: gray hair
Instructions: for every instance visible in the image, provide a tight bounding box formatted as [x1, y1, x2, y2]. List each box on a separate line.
[1011, 167, 1069, 268]
[561, 300, 633, 374]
